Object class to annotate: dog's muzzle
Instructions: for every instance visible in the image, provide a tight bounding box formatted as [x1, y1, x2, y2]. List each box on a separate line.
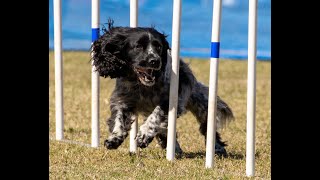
[134, 62, 161, 86]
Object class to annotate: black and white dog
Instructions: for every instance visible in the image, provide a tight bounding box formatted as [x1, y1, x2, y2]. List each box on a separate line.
[91, 22, 234, 156]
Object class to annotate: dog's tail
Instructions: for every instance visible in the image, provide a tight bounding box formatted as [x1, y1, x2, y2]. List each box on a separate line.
[216, 95, 234, 128]
[187, 82, 234, 129]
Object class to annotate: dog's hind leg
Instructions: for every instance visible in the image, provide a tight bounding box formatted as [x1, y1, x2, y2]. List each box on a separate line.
[199, 123, 227, 156]
[190, 102, 229, 156]
[187, 83, 234, 156]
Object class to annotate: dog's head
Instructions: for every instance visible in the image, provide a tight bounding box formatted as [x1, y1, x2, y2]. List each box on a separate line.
[92, 23, 170, 86]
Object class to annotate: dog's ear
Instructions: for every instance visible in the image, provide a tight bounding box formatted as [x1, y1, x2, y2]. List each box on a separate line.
[161, 35, 170, 55]
[91, 28, 129, 78]
[160, 34, 171, 72]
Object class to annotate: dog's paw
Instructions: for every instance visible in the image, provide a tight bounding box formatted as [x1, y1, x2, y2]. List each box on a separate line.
[215, 143, 227, 157]
[136, 132, 154, 148]
[104, 137, 123, 149]
[156, 138, 167, 149]
[175, 147, 183, 159]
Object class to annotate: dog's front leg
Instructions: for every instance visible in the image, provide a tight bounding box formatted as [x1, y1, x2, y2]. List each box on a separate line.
[136, 106, 165, 148]
[104, 107, 136, 149]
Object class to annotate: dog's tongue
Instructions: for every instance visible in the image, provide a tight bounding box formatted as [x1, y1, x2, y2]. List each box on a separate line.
[136, 68, 155, 81]
[144, 72, 154, 81]
[146, 69, 153, 75]
[143, 69, 154, 81]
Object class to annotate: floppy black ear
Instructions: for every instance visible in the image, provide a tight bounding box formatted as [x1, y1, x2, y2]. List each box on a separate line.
[91, 28, 129, 78]
[160, 34, 171, 72]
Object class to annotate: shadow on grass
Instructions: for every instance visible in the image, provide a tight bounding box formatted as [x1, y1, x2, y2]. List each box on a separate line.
[226, 152, 244, 160]
[183, 151, 206, 159]
[182, 151, 244, 160]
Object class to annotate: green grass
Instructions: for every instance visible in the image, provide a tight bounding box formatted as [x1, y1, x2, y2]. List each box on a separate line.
[49, 51, 271, 179]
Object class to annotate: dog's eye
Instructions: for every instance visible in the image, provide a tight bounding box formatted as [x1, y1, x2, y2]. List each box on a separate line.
[155, 45, 162, 51]
[136, 44, 143, 50]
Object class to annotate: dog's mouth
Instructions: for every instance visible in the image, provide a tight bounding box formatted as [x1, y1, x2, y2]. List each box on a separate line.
[134, 67, 159, 86]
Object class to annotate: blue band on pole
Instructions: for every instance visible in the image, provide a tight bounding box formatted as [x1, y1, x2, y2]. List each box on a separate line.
[211, 42, 220, 58]
[92, 28, 100, 42]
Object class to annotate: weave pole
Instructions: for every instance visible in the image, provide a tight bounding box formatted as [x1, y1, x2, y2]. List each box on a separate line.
[246, 0, 257, 176]
[205, 0, 222, 168]
[91, 0, 100, 148]
[129, 0, 138, 153]
[54, 0, 64, 141]
[166, 0, 182, 161]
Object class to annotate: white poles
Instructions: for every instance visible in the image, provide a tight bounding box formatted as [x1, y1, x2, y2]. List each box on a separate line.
[166, 0, 182, 161]
[54, 0, 64, 141]
[246, 0, 257, 177]
[129, 0, 138, 154]
[205, 0, 222, 168]
[52, 0, 259, 175]
[91, 0, 100, 148]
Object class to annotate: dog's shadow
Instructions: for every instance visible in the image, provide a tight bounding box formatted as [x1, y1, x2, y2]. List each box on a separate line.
[182, 151, 244, 160]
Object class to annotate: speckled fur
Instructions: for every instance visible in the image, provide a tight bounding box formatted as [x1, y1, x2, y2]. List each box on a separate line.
[92, 22, 234, 156]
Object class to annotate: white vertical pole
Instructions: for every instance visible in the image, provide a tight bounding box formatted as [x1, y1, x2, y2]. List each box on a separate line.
[54, 0, 64, 141]
[205, 0, 222, 168]
[91, 0, 100, 148]
[166, 0, 182, 161]
[129, 0, 138, 153]
[246, 0, 257, 176]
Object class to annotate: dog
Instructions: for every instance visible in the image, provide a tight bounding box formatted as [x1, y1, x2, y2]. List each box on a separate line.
[91, 21, 234, 156]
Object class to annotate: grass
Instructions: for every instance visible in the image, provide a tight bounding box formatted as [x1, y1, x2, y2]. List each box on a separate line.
[49, 51, 271, 179]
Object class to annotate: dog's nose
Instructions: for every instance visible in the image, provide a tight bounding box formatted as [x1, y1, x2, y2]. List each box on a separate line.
[148, 58, 161, 68]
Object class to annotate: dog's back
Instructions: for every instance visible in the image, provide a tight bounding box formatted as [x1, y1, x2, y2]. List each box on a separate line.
[187, 82, 234, 129]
